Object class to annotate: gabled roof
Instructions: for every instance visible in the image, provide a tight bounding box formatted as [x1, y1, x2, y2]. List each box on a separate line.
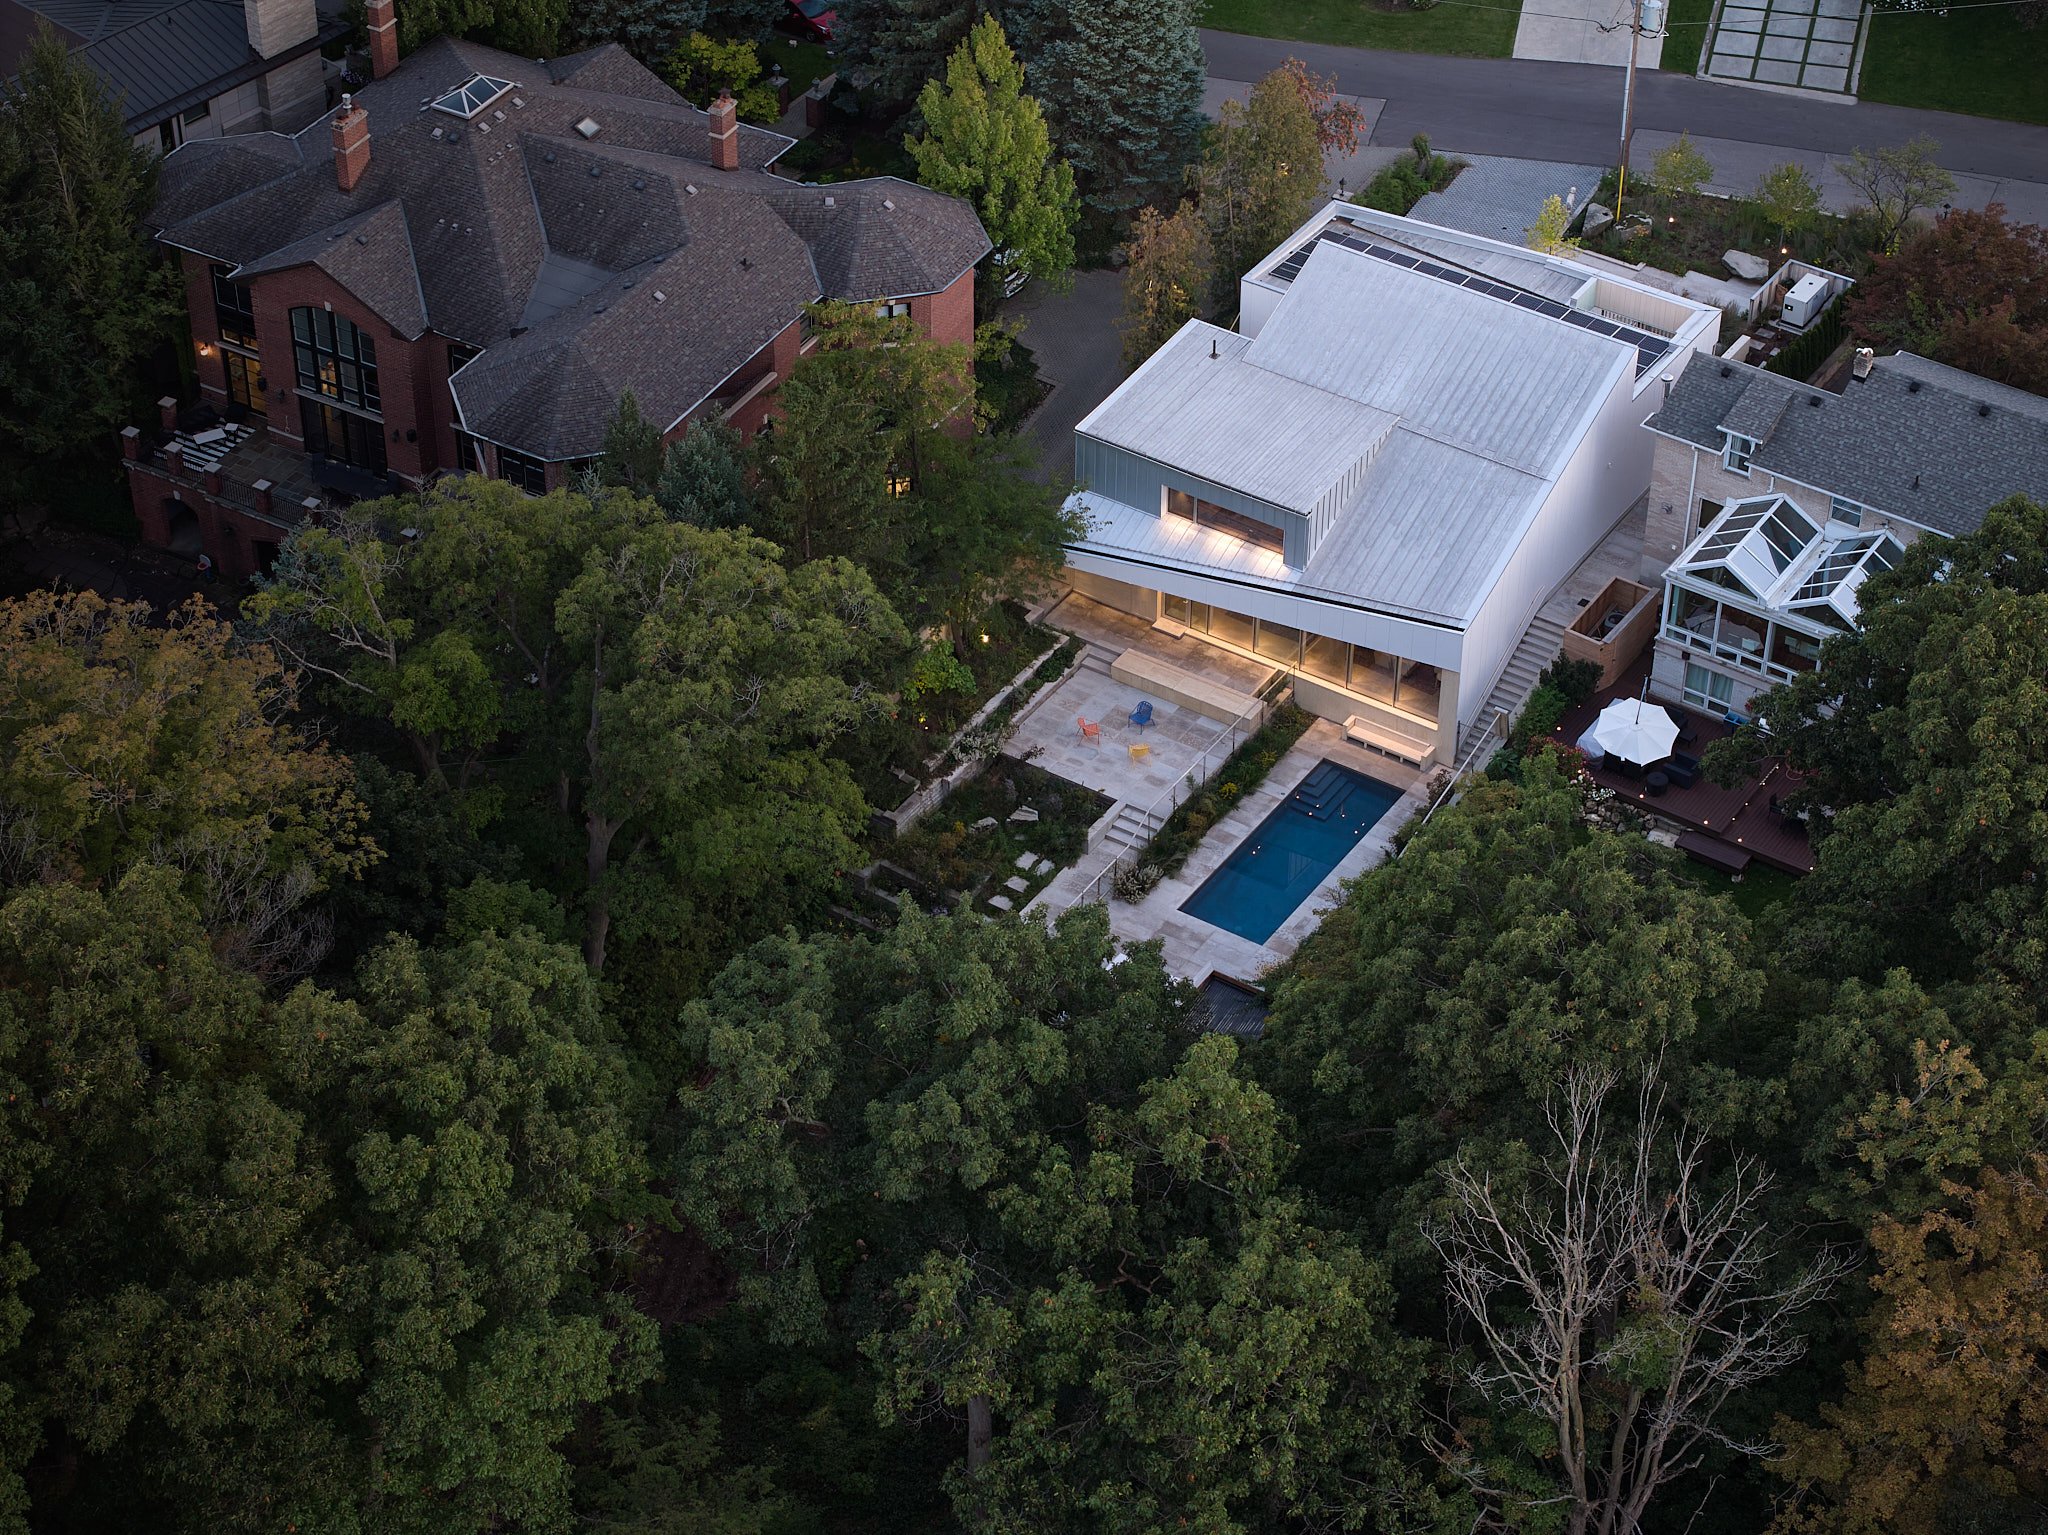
[149, 34, 989, 459]
[1645, 350, 2048, 538]
[237, 201, 428, 337]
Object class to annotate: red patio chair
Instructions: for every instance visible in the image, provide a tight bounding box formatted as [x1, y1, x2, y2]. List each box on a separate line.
[1077, 715, 1101, 744]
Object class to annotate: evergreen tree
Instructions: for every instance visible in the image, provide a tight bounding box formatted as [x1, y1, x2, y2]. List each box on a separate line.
[846, 0, 984, 111]
[655, 419, 753, 528]
[599, 389, 668, 493]
[563, 0, 706, 61]
[0, 25, 180, 501]
[907, 17, 1078, 295]
[1006, 0, 1204, 225]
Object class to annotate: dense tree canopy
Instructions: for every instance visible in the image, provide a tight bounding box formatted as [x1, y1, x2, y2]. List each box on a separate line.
[0, 26, 181, 502]
[1848, 207, 2048, 394]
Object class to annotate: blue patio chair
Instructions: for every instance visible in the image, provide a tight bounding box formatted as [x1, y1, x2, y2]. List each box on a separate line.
[1128, 700, 1154, 730]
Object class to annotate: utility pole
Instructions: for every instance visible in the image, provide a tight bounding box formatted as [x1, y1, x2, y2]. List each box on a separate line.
[1614, 0, 1666, 221]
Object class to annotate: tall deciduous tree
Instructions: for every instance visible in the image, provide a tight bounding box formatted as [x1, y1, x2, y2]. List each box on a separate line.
[1197, 63, 1331, 308]
[906, 16, 1078, 295]
[0, 590, 374, 976]
[1847, 206, 2048, 395]
[1708, 495, 2048, 990]
[1432, 1069, 1848, 1535]
[1834, 137, 1955, 250]
[1117, 200, 1212, 368]
[0, 25, 180, 499]
[1771, 1158, 2048, 1535]
[1006, 0, 1205, 225]
[1255, 755, 1760, 1228]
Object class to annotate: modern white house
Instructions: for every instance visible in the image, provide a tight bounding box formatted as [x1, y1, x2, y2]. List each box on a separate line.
[1060, 202, 1721, 768]
[1641, 347, 2048, 716]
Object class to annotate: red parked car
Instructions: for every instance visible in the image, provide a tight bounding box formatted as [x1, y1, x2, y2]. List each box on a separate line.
[783, 0, 836, 40]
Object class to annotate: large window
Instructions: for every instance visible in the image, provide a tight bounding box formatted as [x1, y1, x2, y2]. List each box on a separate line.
[496, 445, 549, 495]
[1160, 596, 1440, 723]
[223, 350, 266, 418]
[292, 306, 380, 414]
[1721, 432, 1755, 475]
[300, 398, 386, 476]
[211, 265, 257, 351]
[1683, 661, 1736, 714]
[1164, 488, 1285, 557]
[1664, 584, 1824, 685]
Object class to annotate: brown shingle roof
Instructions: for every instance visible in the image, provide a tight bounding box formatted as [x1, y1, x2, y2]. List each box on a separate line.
[150, 35, 989, 459]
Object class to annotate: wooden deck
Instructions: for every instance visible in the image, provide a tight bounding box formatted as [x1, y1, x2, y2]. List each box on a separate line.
[1549, 657, 1815, 875]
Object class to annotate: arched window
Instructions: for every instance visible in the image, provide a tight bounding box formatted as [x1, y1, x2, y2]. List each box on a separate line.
[291, 307, 380, 413]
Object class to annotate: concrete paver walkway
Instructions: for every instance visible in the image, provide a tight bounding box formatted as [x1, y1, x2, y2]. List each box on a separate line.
[1514, 0, 1663, 68]
[1704, 0, 1865, 94]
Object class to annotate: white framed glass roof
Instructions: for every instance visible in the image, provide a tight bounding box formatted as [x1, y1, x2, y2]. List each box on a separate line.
[433, 75, 514, 119]
[1680, 494, 1822, 600]
[1674, 493, 1902, 631]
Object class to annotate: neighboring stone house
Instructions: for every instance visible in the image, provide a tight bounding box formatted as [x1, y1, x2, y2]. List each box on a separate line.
[124, 2, 989, 579]
[0, 0, 344, 151]
[1640, 348, 2048, 716]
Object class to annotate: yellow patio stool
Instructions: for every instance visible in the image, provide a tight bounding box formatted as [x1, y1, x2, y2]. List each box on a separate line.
[1127, 742, 1151, 762]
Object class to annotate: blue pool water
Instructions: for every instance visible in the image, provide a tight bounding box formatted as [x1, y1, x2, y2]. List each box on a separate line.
[1179, 761, 1404, 944]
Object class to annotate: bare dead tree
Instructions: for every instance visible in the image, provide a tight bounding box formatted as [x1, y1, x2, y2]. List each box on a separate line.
[1428, 1068, 1850, 1535]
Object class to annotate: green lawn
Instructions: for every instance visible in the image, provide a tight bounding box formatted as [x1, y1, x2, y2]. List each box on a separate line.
[760, 38, 833, 101]
[1858, 8, 2048, 126]
[1657, 0, 1715, 78]
[1202, 0, 1522, 58]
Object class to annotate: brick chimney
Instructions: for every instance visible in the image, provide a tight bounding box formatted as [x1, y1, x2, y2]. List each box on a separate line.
[709, 91, 739, 172]
[334, 94, 370, 192]
[366, 0, 398, 80]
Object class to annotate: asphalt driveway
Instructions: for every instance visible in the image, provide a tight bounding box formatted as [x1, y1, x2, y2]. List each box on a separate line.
[1004, 269, 1127, 484]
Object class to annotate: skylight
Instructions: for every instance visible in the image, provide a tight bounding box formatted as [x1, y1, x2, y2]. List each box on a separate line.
[433, 75, 514, 119]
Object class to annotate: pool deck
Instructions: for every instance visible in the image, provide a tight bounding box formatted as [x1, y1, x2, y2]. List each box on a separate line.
[1033, 719, 1430, 983]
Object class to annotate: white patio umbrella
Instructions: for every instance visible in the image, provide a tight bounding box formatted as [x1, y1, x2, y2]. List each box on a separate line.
[1576, 697, 1679, 767]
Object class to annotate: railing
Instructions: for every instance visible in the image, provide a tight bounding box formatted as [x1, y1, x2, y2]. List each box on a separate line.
[1067, 677, 1288, 909]
[1393, 706, 1509, 860]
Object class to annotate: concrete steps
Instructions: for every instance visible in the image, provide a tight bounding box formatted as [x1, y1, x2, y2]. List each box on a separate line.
[1477, 615, 1568, 739]
[1100, 801, 1162, 852]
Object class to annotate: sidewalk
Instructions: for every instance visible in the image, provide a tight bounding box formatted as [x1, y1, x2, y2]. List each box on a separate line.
[1513, 0, 1665, 68]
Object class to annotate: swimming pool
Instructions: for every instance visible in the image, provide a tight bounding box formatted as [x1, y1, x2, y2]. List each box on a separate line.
[1179, 760, 1404, 944]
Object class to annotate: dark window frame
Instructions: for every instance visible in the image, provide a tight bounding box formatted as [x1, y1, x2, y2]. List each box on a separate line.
[291, 306, 381, 414]
[496, 445, 549, 495]
[211, 264, 258, 351]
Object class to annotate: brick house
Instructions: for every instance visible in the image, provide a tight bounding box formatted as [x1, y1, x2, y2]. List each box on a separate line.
[1638, 347, 2048, 717]
[124, 3, 989, 579]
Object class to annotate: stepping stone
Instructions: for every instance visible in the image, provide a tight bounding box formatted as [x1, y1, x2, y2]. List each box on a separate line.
[972, 816, 999, 831]
[1004, 876, 1031, 894]
[987, 894, 1015, 912]
[1031, 858, 1054, 877]
[1008, 806, 1040, 824]
[1014, 852, 1037, 872]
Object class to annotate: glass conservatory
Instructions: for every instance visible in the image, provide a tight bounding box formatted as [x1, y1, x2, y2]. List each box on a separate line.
[1656, 494, 1901, 713]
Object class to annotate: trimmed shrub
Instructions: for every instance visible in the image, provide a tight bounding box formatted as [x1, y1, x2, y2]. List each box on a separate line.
[1538, 654, 1602, 706]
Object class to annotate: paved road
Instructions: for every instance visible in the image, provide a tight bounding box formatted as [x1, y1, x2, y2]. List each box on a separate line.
[1202, 29, 2048, 185]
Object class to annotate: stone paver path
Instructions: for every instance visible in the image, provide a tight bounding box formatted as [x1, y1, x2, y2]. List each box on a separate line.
[1704, 0, 1866, 94]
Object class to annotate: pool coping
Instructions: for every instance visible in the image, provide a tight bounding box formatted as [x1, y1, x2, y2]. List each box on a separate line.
[1101, 719, 1432, 983]
[1179, 760, 1406, 945]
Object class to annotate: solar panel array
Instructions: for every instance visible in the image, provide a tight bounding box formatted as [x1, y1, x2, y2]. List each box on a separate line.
[1268, 225, 1675, 376]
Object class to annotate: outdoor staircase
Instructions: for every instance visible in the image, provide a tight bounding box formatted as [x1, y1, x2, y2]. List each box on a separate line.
[1477, 614, 1568, 740]
[1074, 640, 1119, 680]
[1100, 801, 1163, 852]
